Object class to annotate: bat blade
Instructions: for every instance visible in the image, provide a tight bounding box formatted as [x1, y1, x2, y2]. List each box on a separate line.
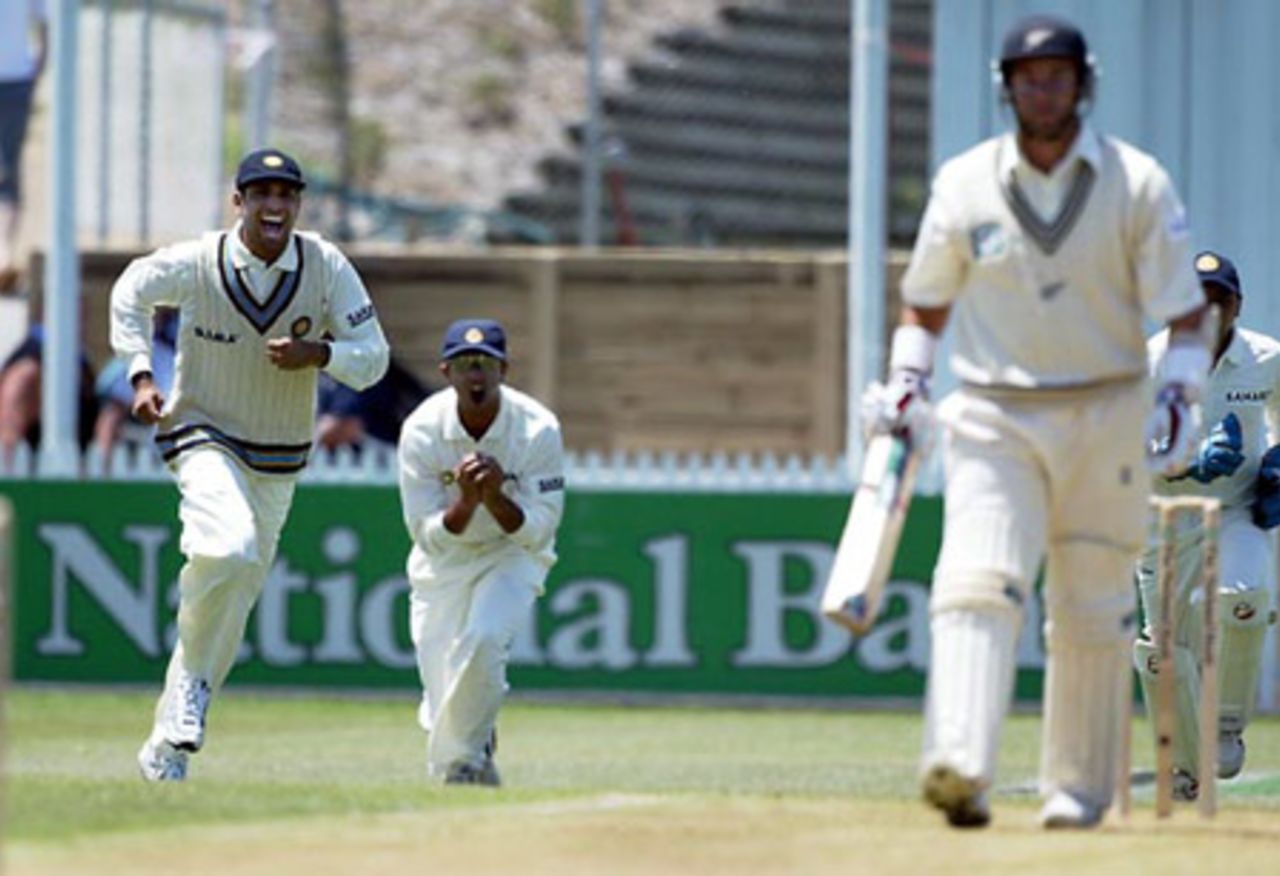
[821, 431, 921, 635]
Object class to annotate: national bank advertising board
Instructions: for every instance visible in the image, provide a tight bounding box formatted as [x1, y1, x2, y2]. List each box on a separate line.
[2, 481, 1050, 701]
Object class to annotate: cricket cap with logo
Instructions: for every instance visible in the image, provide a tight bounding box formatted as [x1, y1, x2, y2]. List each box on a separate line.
[1194, 250, 1242, 297]
[235, 148, 306, 191]
[441, 318, 507, 361]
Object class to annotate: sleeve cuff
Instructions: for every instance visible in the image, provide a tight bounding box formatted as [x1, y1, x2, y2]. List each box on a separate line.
[126, 353, 154, 383]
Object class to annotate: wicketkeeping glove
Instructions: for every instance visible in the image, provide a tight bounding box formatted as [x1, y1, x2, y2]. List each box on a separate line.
[1251, 444, 1280, 530]
[1182, 412, 1245, 484]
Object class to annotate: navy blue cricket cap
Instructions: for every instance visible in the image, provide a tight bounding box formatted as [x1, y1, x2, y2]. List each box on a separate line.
[999, 14, 1089, 72]
[1194, 251, 1242, 297]
[235, 148, 306, 191]
[441, 318, 507, 361]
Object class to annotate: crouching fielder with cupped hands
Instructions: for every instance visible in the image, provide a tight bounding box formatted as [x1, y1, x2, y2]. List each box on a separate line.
[398, 318, 565, 786]
[862, 14, 1213, 830]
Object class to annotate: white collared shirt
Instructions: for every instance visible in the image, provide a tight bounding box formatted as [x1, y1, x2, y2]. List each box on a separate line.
[1149, 325, 1280, 508]
[997, 125, 1103, 224]
[227, 222, 300, 305]
[398, 385, 565, 586]
[109, 226, 390, 459]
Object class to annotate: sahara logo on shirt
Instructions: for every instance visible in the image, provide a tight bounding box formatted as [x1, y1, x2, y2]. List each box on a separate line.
[194, 326, 239, 344]
[538, 476, 565, 493]
[1226, 388, 1270, 403]
[345, 303, 375, 328]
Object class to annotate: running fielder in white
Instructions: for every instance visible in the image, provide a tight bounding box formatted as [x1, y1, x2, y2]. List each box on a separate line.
[111, 149, 389, 781]
[1137, 251, 1280, 800]
[863, 15, 1212, 829]
[398, 318, 564, 785]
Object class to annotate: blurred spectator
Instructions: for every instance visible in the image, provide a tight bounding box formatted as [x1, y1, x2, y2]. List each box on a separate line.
[316, 356, 432, 453]
[0, 322, 98, 466]
[93, 309, 178, 463]
[0, 0, 48, 293]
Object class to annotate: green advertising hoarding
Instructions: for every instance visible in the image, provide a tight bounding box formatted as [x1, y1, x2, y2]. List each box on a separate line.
[1, 481, 1048, 700]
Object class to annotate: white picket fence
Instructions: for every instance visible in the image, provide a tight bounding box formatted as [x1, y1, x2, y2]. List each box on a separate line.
[0, 442, 874, 493]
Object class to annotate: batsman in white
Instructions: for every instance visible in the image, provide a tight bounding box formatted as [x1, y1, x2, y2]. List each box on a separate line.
[111, 149, 390, 781]
[863, 15, 1212, 829]
[398, 318, 565, 785]
[1137, 251, 1280, 800]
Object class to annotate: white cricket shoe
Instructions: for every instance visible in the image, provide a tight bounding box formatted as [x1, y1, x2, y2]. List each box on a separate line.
[138, 737, 189, 782]
[1218, 731, 1245, 779]
[1039, 790, 1104, 829]
[922, 764, 990, 829]
[444, 759, 501, 787]
[161, 671, 212, 752]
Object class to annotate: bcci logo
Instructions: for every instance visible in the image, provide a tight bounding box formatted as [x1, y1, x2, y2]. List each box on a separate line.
[264, 154, 285, 168]
[290, 316, 312, 338]
[464, 327, 485, 344]
[439, 470, 457, 486]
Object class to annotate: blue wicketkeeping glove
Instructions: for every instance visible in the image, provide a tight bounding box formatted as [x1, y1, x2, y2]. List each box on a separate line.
[1183, 413, 1245, 484]
[1252, 444, 1280, 529]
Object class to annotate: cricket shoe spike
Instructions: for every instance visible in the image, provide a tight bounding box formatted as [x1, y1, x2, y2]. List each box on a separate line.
[922, 764, 990, 829]
[138, 737, 189, 782]
[1039, 790, 1104, 829]
[162, 671, 212, 752]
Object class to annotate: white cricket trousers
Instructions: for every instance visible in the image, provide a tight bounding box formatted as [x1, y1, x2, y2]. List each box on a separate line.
[152, 448, 295, 728]
[410, 553, 543, 776]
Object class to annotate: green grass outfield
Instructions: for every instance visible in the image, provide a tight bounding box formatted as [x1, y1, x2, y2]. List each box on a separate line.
[6, 688, 1280, 875]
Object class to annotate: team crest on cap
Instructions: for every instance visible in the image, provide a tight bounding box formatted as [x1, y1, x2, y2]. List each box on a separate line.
[464, 327, 485, 343]
[264, 154, 284, 168]
[1196, 253, 1220, 272]
[290, 316, 312, 338]
[1024, 28, 1053, 50]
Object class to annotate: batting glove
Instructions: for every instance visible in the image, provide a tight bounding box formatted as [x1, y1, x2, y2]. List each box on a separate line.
[860, 368, 935, 448]
[861, 324, 938, 450]
[1181, 412, 1245, 484]
[1145, 384, 1203, 478]
[1251, 444, 1280, 530]
[1146, 339, 1212, 477]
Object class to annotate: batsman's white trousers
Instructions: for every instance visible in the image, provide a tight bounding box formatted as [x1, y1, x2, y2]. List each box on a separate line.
[410, 552, 544, 776]
[924, 379, 1148, 806]
[152, 449, 295, 728]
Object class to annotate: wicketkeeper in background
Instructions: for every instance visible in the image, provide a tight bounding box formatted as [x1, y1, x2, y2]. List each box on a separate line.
[862, 15, 1212, 829]
[1136, 251, 1280, 800]
[398, 318, 565, 785]
[111, 149, 389, 781]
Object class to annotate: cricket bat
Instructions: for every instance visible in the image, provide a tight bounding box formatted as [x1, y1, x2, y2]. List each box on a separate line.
[821, 430, 921, 635]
